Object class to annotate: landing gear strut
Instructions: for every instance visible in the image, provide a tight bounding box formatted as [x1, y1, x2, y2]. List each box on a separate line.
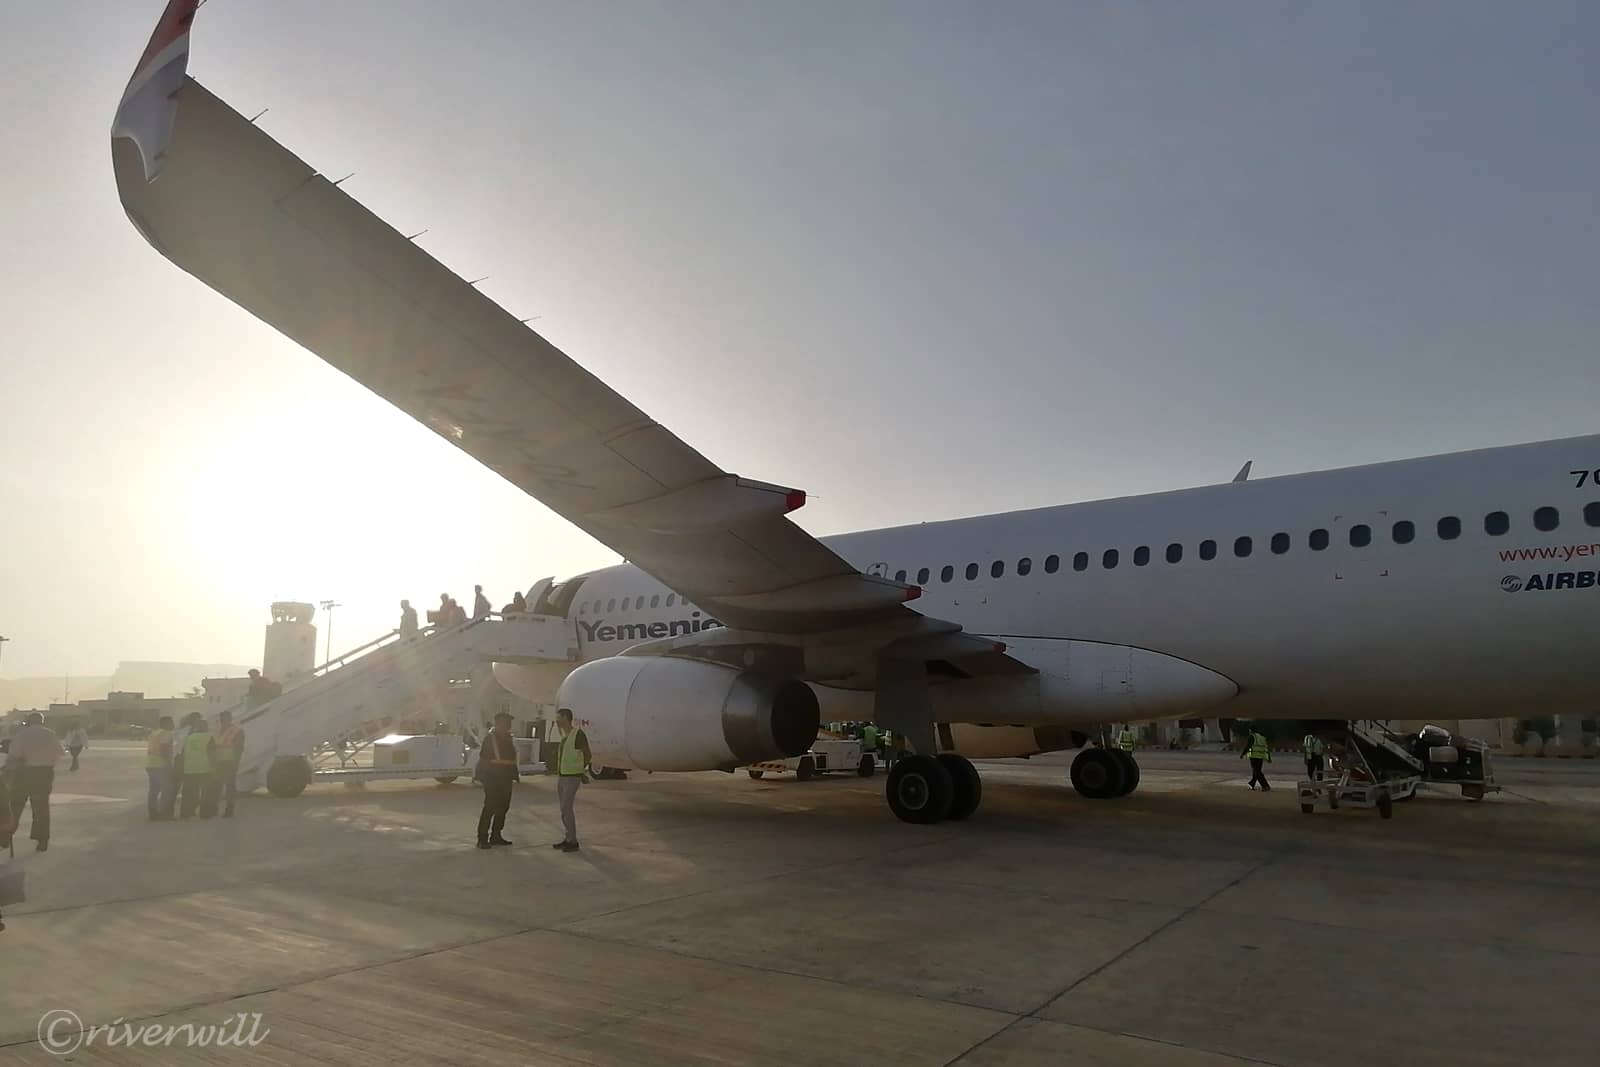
[872, 654, 983, 824]
[1070, 747, 1138, 798]
[885, 753, 982, 824]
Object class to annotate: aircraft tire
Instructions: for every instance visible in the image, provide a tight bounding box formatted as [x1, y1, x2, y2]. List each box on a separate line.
[266, 756, 312, 798]
[1070, 748, 1127, 800]
[796, 756, 816, 782]
[886, 755, 953, 824]
[747, 769, 765, 780]
[1110, 750, 1140, 796]
[937, 754, 982, 821]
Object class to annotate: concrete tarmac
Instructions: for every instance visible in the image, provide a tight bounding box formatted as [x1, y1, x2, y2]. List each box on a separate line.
[2, 744, 1597, 1064]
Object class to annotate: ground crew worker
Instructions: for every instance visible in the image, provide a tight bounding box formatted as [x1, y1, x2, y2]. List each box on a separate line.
[1116, 724, 1137, 752]
[214, 711, 245, 818]
[1302, 731, 1326, 781]
[166, 711, 201, 817]
[476, 712, 520, 849]
[179, 719, 217, 819]
[552, 708, 592, 853]
[399, 599, 419, 639]
[146, 716, 175, 821]
[862, 722, 879, 762]
[1240, 727, 1272, 791]
[5, 712, 64, 851]
[64, 726, 88, 772]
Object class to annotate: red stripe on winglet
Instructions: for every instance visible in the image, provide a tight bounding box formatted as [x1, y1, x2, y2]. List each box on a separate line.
[993, 641, 1007, 654]
[132, 0, 199, 82]
[784, 489, 806, 512]
[903, 585, 922, 602]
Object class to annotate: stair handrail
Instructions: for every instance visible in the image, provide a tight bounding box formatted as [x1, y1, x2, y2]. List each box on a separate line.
[233, 611, 541, 775]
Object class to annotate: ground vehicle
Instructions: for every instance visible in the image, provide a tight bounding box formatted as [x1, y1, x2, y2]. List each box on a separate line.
[746, 738, 875, 781]
[1298, 720, 1498, 819]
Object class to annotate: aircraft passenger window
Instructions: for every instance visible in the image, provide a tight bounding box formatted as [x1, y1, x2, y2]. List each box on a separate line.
[1234, 536, 1252, 558]
[1017, 557, 1032, 576]
[606, 598, 616, 612]
[1533, 506, 1559, 532]
[666, 594, 676, 607]
[917, 567, 930, 584]
[1485, 511, 1510, 536]
[1102, 549, 1119, 569]
[991, 561, 1005, 578]
[1309, 529, 1329, 551]
[1165, 543, 1182, 564]
[1437, 517, 1461, 540]
[1586, 502, 1600, 527]
[965, 563, 979, 580]
[651, 595, 661, 608]
[578, 602, 587, 615]
[941, 565, 955, 583]
[1044, 555, 1060, 573]
[894, 569, 906, 583]
[1271, 532, 1290, 555]
[1349, 525, 1372, 548]
[1133, 546, 1150, 566]
[621, 598, 630, 611]
[1200, 539, 1217, 561]
[1392, 521, 1415, 544]
[1073, 552, 1089, 571]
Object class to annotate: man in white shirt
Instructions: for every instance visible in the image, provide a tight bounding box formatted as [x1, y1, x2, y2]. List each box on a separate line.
[6, 712, 64, 851]
[65, 726, 89, 772]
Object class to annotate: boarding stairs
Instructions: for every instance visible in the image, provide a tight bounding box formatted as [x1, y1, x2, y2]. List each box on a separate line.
[225, 612, 577, 794]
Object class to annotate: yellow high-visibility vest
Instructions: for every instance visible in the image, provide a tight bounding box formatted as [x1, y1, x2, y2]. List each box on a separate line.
[1117, 728, 1137, 752]
[1247, 733, 1271, 760]
[183, 732, 213, 776]
[145, 729, 172, 769]
[558, 729, 587, 776]
[1302, 734, 1324, 758]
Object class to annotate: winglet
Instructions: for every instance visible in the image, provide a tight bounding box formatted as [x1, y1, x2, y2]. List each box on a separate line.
[111, 0, 200, 182]
[1231, 460, 1253, 483]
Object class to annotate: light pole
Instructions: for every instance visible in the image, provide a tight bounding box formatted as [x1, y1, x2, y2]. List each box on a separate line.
[319, 600, 340, 666]
[0, 635, 9, 673]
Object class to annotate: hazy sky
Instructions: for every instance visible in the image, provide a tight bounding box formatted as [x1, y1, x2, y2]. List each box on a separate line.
[2, 1, 1596, 680]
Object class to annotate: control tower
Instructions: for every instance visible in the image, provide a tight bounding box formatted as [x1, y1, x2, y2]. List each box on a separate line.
[264, 601, 318, 690]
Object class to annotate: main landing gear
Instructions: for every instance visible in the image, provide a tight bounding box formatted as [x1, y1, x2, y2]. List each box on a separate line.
[1070, 747, 1140, 799]
[886, 754, 982, 824]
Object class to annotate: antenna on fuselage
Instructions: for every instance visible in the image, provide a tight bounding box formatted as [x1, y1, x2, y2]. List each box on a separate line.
[1232, 460, 1253, 483]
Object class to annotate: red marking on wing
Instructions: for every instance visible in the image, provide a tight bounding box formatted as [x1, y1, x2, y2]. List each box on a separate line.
[129, 0, 199, 85]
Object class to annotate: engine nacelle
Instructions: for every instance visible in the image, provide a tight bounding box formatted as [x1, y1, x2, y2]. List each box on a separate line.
[557, 656, 820, 771]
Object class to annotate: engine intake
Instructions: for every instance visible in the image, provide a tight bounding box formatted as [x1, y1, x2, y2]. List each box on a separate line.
[556, 657, 819, 771]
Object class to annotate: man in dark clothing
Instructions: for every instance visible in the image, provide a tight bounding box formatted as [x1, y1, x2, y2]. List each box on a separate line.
[476, 712, 520, 849]
[472, 584, 491, 621]
[245, 669, 274, 708]
[6, 712, 64, 851]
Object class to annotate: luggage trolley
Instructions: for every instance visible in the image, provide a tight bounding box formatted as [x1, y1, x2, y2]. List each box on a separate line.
[1299, 721, 1498, 819]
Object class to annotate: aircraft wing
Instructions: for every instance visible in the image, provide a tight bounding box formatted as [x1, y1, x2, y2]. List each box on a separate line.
[111, 1, 919, 636]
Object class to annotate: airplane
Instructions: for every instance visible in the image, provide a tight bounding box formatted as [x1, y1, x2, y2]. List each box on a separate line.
[111, 1, 1599, 823]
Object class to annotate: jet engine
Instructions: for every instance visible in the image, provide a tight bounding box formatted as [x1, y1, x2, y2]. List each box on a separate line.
[556, 656, 820, 771]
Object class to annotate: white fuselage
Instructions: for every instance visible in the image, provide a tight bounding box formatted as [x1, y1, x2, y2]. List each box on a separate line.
[551, 433, 1600, 725]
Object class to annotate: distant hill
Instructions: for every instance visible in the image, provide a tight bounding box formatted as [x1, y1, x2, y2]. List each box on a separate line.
[1, 661, 253, 710]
